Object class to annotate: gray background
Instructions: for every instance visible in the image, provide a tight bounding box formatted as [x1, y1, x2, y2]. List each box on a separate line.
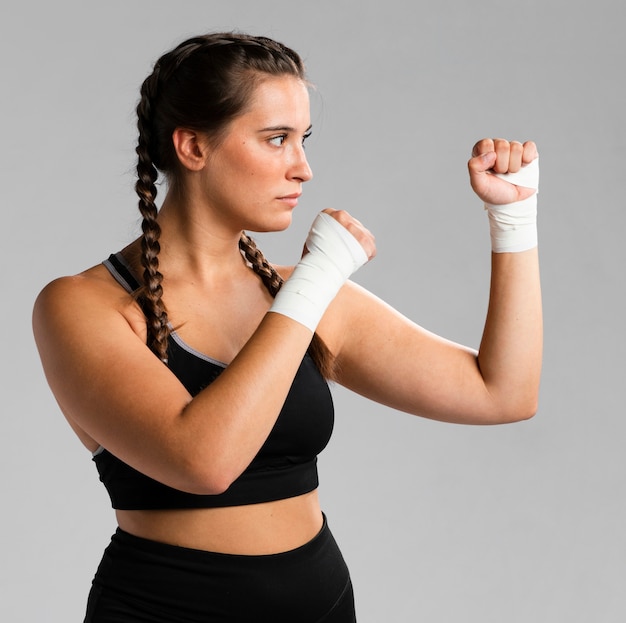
[1, 0, 624, 621]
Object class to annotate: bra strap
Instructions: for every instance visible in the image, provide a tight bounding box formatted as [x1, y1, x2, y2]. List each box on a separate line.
[102, 253, 142, 293]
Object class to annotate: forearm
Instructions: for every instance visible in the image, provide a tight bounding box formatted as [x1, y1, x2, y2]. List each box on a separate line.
[177, 312, 314, 493]
[477, 247, 542, 420]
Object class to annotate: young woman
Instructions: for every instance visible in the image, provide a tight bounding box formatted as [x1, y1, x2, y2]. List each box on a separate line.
[32, 32, 542, 622]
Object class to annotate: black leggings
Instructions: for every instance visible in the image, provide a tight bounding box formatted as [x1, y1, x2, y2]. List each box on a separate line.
[84, 514, 356, 622]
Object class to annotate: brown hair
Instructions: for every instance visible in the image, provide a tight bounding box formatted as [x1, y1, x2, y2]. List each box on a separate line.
[134, 32, 334, 378]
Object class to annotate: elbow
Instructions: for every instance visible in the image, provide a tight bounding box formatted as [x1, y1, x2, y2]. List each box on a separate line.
[174, 412, 243, 495]
[197, 478, 232, 497]
[182, 471, 233, 496]
[496, 397, 539, 424]
[524, 398, 539, 420]
[180, 456, 240, 496]
[509, 405, 538, 423]
[517, 392, 540, 422]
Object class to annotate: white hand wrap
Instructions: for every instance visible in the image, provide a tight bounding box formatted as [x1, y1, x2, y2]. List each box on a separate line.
[269, 212, 369, 333]
[484, 158, 539, 253]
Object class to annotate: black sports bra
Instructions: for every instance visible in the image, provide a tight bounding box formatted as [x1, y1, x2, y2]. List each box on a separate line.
[93, 253, 334, 510]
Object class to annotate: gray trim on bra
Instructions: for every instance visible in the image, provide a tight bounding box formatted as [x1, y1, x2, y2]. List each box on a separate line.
[102, 257, 136, 293]
[168, 330, 227, 368]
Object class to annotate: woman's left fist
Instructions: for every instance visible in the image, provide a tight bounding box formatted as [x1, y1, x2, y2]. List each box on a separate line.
[468, 138, 538, 205]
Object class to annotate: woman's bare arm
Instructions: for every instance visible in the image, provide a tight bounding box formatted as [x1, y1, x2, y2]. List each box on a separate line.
[33, 273, 316, 495]
[322, 139, 542, 424]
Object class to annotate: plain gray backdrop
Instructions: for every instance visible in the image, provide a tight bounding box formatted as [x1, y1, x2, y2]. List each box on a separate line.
[1, 0, 624, 621]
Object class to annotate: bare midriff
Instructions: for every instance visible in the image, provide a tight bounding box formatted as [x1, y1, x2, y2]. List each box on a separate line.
[115, 489, 323, 555]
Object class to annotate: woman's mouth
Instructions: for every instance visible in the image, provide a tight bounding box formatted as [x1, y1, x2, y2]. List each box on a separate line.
[277, 193, 301, 207]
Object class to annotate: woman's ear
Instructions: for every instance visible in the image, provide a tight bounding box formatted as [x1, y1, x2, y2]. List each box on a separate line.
[171, 128, 208, 171]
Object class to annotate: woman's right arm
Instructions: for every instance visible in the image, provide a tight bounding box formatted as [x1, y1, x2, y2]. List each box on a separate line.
[33, 214, 375, 496]
[33, 275, 316, 495]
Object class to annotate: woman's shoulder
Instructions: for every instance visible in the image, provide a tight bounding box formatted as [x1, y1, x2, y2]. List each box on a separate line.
[35, 263, 121, 310]
[36, 239, 142, 306]
[33, 261, 145, 342]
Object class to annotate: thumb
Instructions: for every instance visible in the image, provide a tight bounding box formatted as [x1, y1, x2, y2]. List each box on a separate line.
[468, 151, 496, 195]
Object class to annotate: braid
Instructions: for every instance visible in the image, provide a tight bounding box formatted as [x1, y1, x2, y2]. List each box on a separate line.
[239, 234, 336, 380]
[239, 233, 283, 295]
[135, 72, 170, 362]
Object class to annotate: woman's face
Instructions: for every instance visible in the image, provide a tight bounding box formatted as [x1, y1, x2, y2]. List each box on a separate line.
[199, 75, 313, 233]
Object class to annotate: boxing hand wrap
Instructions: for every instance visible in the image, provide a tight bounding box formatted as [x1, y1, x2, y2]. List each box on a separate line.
[484, 157, 539, 253]
[269, 212, 369, 332]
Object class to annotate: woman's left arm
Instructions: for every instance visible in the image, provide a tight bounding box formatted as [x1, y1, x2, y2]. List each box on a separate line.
[322, 138, 542, 425]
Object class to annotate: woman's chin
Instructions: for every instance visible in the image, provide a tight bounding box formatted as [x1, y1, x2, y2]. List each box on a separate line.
[253, 213, 294, 234]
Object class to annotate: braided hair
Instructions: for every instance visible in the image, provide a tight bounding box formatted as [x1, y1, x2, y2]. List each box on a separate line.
[134, 32, 334, 377]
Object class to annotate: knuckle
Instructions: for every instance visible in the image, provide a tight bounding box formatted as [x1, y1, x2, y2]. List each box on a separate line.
[335, 210, 352, 224]
[493, 138, 508, 151]
[473, 138, 492, 154]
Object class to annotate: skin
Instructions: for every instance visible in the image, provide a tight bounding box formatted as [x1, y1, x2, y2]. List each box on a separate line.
[32, 76, 542, 555]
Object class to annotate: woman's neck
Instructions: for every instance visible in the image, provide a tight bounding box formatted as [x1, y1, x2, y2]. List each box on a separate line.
[125, 190, 251, 289]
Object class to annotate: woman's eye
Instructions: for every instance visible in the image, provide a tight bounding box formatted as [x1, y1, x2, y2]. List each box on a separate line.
[302, 131, 312, 148]
[268, 135, 286, 147]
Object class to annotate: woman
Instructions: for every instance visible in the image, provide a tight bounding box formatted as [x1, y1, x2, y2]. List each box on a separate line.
[32, 32, 542, 622]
